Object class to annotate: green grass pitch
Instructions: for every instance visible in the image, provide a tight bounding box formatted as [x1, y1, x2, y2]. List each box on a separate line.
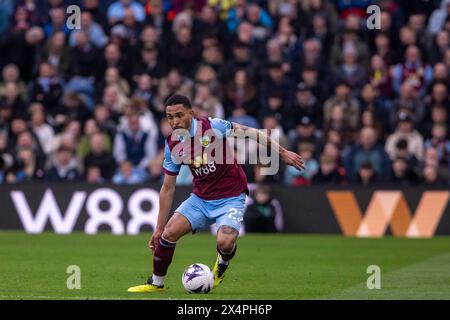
[0, 231, 449, 300]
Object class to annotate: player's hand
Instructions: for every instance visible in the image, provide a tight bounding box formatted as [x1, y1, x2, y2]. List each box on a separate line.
[281, 149, 305, 171]
[148, 228, 163, 254]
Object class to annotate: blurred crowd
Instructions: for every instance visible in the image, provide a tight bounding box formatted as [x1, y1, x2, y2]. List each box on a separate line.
[0, 0, 449, 186]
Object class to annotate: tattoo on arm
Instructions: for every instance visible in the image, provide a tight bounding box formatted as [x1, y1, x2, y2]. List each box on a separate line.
[220, 226, 237, 235]
[231, 123, 279, 154]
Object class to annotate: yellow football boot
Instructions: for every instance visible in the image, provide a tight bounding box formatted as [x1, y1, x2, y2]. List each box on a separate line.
[127, 277, 164, 293]
[212, 255, 229, 289]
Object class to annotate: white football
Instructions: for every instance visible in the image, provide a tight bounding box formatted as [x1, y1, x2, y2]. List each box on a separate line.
[182, 263, 214, 294]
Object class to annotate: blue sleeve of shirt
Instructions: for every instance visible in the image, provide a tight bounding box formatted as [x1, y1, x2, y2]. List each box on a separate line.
[209, 118, 233, 138]
[392, 64, 402, 94]
[107, 3, 123, 20]
[132, 3, 146, 22]
[163, 141, 181, 175]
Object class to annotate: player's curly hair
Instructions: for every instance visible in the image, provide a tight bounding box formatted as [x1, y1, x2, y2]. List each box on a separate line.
[164, 94, 192, 109]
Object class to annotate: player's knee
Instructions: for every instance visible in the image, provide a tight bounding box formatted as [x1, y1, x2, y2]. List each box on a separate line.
[217, 237, 235, 253]
[162, 228, 180, 243]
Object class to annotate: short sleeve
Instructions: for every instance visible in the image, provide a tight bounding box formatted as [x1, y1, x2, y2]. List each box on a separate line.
[163, 141, 181, 176]
[209, 118, 233, 138]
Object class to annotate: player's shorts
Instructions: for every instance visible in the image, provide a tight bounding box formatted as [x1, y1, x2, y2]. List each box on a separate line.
[175, 193, 246, 232]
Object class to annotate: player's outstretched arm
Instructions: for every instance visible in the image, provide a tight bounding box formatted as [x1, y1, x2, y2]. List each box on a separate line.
[230, 122, 305, 171]
[149, 174, 177, 253]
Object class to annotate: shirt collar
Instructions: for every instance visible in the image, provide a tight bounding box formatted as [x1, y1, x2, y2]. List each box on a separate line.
[189, 117, 197, 137]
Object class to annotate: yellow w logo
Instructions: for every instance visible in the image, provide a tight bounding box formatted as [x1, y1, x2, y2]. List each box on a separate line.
[326, 191, 449, 238]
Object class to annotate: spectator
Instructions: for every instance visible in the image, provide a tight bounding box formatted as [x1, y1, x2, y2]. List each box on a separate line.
[260, 61, 293, 115]
[296, 38, 326, 78]
[168, 26, 201, 77]
[0, 82, 27, 120]
[430, 30, 450, 65]
[0, 130, 12, 182]
[77, 118, 112, 159]
[117, 97, 159, 143]
[391, 138, 419, 173]
[52, 92, 91, 134]
[422, 164, 448, 185]
[305, 13, 333, 61]
[392, 45, 433, 97]
[8, 146, 45, 182]
[102, 84, 129, 116]
[146, 148, 164, 183]
[0, 64, 28, 101]
[427, 0, 450, 35]
[192, 82, 224, 119]
[389, 156, 420, 186]
[244, 184, 283, 233]
[69, 11, 108, 49]
[29, 103, 55, 156]
[45, 145, 81, 182]
[262, 115, 288, 149]
[430, 63, 449, 90]
[120, 11, 141, 46]
[200, 41, 225, 76]
[224, 40, 260, 84]
[424, 83, 450, 128]
[329, 28, 370, 71]
[43, 7, 70, 38]
[133, 41, 166, 79]
[359, 86, 388, 138]
[322, 141, 345, 170]
[82, 0, 108, 28]
[96, 42, 124, 80]
[85, 165, 105, 183]
[300, 66, 329, 106]
[390, 82, 425, 128]
[30, 62, 64, 112]
[107, 0, 146, 25]
[284, 142, 319, 186]
[344, 126, 391, 181]
[224, 68, 258, 118]
[423, 123, 450, 179]
[112, 160, 148, 184]
[197, 5, 229, 44]
[313, 154, 342, 184]
[93, 104, 117, 140]
[194, 64, 221, 98]
[260, 89, 286, 125]
[356, 161, 379, 186]
[155, 68, 193, 113]
[385, 111, 424, 162]
[244, 3, 273, 40]
[132, 73, 156, 112]
[14, 130, 46, 169]
[333, 42, 367, 96]
[368, 54, 393, 101]
[323, 103, 355, 147]
[372, 31, 396, 67]
[287, 115, 322, 154]
[84, 132, 116, 180]
[99, 66, 130, 97]
[113, 111, 158, 170]
[6, 118, 28, 150]
[323, 82, 360, 131]
[42, 31, 71, 77]
[144, 0, 170, 36]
